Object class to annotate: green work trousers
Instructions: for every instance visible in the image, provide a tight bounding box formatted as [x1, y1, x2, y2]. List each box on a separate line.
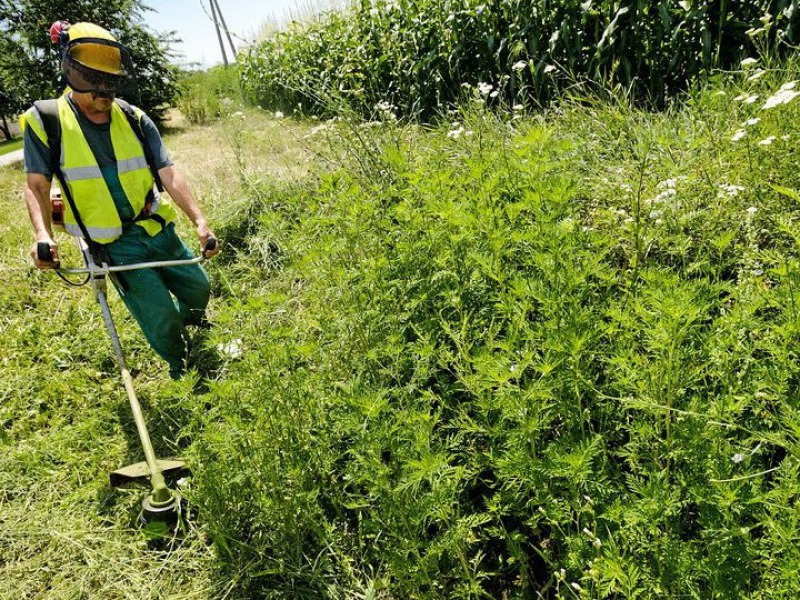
[105, 223, 210, 378]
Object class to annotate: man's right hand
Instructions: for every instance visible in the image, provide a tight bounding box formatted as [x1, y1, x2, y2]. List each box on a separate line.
[31, 239, 60, 269]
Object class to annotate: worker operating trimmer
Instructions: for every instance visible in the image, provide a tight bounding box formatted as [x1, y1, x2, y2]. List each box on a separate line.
[22, 21, 220, 379]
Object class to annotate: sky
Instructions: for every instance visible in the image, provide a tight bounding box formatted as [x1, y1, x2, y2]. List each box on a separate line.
[141, 0, 323, 68]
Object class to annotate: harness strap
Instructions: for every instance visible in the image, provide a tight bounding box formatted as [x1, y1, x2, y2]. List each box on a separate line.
[34, 99, 97, 249]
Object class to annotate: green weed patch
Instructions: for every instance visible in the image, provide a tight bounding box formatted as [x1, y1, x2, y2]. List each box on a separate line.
[187, 66, 800, 597]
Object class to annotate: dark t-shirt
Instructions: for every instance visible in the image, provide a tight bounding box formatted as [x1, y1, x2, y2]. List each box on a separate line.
[23, 95, 173, 221]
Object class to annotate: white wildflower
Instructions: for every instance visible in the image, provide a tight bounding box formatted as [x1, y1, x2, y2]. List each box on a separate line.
[490, 90, 500, 98]
[747, 27, 766, 36]
[732, 453, 745, 463]
[780, 81, 798, 91]
[544, 64, 557, 74]
[218, 339, 243, 359]
[447, 126, 465, 139]
[719, 184, 746, 197]
[593, 538, 602, 548]
[782, 134, 791, 140]
[758, 136, 776, 146]
[747, 206, 758, 216]
[513, 104, 524, 111]
[657, 178, 677, 190]
[735, 93, 759, 104]
[762, 88, 800, 109]
[274, 111, 284, 119]
[654, 189, 677, 203]
[741, 57, 759, 68]
[747, 69, 765, 82]
[744, 117, 761, 126]
[731, 129, 748, 142]
[512, 60, 527, 71]
[571, 582, 583, 592]
[478, 81, 493, 96]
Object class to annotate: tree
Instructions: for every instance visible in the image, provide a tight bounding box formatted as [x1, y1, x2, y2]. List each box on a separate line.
[0, 0, 180, 130]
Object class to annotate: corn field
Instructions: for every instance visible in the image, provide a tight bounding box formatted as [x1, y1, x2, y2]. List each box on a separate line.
[241, 0, 800, 118]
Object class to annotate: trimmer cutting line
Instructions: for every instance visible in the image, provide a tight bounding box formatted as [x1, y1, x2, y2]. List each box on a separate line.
[38, 235, 216, 526]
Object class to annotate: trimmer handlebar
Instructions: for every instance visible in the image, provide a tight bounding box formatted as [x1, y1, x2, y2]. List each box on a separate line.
[41, 237, 218, 274]
[37, 241, 55, 263]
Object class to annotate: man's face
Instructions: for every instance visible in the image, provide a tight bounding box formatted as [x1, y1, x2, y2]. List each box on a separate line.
[88, 92, 114, 112]
[65, 63, 121, 104]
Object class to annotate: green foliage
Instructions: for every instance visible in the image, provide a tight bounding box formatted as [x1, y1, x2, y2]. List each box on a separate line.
[7, 51, 800, 598]
[177, 65, 244, 125]
[189, 62, 800, 597]
[0, 0, 179, 124]
[241, 0, 800, 119]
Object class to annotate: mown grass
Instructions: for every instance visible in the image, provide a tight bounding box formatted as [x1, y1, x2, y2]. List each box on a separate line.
[0, 109, 318, 598]
[4, 60, 800, 598]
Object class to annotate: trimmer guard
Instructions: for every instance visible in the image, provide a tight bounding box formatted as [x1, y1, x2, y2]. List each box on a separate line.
[110, 458, 190, 487]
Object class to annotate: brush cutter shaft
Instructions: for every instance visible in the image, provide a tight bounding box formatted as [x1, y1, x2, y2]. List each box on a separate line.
[97, 289, 167, 492]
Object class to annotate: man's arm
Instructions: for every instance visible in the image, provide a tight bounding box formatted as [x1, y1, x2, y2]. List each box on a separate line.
[158, 165, 219, 258]
[25, 172, 59, 268]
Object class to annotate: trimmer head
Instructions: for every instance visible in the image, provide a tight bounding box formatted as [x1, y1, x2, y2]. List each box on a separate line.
[141, 489, 183, 526]
[110, 458, 190, 487]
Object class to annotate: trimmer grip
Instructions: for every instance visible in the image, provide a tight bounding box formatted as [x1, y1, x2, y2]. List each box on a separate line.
[205, 237, 218, 253]
[37, 241, 53, 262]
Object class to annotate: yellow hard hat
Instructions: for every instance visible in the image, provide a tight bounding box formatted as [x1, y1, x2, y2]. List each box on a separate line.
[65, 22, 125, 75]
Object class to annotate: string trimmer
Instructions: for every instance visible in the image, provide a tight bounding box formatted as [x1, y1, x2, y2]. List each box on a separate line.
[37, 235, 216, 526]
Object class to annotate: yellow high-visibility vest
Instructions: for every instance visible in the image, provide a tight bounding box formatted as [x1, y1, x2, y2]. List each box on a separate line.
[23, 96, 177, 244]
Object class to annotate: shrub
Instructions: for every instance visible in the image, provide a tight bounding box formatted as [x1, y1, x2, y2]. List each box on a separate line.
[177, 64, 243, 125]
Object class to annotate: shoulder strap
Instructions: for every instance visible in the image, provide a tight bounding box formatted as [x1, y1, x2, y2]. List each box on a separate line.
[33, 99, 61, 174]
[114, 98, 164, 192]
[32, 99, 96, 246]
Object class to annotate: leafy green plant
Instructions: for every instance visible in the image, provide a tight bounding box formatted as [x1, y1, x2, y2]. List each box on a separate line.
[177, 64, 244, 125]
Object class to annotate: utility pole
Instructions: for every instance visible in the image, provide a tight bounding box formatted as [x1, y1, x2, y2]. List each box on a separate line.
[208, 0, 237, 66]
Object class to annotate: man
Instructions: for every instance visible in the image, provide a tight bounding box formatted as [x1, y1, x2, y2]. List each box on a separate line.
[22, 21, 220, 379]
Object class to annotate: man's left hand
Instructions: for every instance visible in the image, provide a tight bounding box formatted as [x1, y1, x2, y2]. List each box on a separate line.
[197, 222, 220, 259]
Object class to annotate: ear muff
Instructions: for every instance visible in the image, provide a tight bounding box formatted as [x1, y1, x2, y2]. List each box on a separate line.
[49, 20, 71, 47]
